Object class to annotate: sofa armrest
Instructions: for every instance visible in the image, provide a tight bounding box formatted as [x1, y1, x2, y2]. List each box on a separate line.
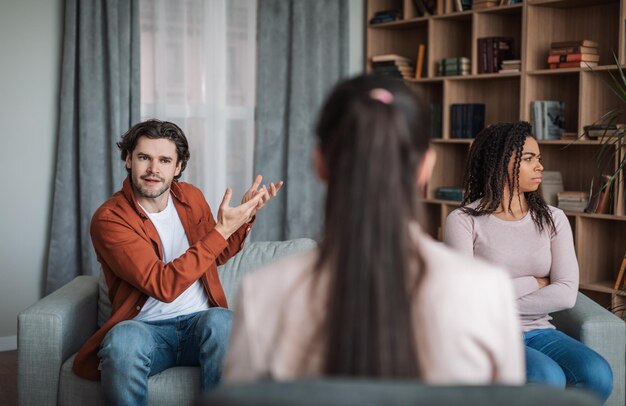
[18, 275, 99, 406]
[551, 292, 625, 406]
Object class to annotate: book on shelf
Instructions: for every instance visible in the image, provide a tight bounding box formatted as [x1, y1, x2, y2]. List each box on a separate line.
[549, 61, 598, 69]
[372, 65, 415, 79]
[547, 53, 600, 64]
[436, 187, 464, 201]
[415, 44, 426, 79]
[450, 103, 485, 139]
[371, 54, 412, 63]
[369, 9, 402, 25]
[431, 103, 442, 139]
[473, 0, 499, 10]
[541, 171, 563, 206]
[614, 254, 626, 290]
[583, 124, 625, 139]
[549, 46, 599, 55]
[530, 101, 565, 140]
[478, 37, 514, 73]
[499, 59, 521, 73]
[585, 174, 613, 214]
[437, 57, 470, 76]
[557, 191, 589, 212]
[551, 39, 599, 48]
[412, 0, 437, 16]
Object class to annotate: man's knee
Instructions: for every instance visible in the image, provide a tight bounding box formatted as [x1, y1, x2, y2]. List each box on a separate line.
[100, 320, 153, 363]
[196, 308, 232, 344]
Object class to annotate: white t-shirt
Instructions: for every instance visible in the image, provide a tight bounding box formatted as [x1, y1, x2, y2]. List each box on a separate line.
[134, 195, 210, 322]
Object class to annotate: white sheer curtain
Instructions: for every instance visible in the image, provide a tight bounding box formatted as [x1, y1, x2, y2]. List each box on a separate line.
[140, 0, 257, 209]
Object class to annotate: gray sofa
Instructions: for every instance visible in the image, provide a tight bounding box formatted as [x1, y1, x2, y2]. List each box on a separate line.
[18, 238, 626, 406]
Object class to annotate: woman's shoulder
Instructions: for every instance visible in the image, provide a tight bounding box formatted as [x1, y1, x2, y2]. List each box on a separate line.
[419, 233, 507, 282]
[547, 204, 567, 220]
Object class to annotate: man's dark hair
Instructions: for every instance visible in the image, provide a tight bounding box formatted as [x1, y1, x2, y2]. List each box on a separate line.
[117, 119, 190, 180]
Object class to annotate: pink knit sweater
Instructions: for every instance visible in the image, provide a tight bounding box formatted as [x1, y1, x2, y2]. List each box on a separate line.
[445, 201, 579, 332]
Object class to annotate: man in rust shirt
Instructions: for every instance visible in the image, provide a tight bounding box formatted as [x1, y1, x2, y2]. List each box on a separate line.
[72, 119, 281, 405]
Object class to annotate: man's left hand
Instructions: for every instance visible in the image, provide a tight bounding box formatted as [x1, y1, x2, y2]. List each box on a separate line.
[241, 174, 284, 219]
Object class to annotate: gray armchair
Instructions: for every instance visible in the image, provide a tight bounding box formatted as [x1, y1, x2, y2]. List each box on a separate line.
[18, 238, 626, 406]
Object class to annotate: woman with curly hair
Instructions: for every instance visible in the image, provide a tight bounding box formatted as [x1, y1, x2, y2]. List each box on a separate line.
[445, 121, 613, 402]
[224, 76, 524, 384]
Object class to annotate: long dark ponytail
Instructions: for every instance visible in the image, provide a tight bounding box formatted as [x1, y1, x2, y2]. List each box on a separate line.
[314, 75, 431, 377]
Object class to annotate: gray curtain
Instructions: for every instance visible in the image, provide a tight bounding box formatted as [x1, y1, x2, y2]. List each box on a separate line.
[253, 0, 349, 242]
[45, 0, 140, 293]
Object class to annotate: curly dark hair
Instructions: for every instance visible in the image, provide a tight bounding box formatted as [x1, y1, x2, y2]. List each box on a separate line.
[461, 121, 555, 234]
[117, 119, 190, 180]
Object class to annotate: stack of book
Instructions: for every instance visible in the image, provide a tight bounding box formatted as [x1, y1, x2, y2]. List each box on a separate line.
[477, 37, 514, 73]
[583, 124, 624, 139]
[557, 191, 589, 212]
[530, 100, 565, 140]
[499, 59, 521, 73]
[369, 9, 402, 25]
[473, 0, 499, 10]
[371, 54, 414, 79]
[548, 40, 599, 69]
[437, 57, 470, 76]
[450, 103, 485, 139]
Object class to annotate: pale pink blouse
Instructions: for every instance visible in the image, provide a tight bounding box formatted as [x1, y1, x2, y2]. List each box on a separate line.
[224, 228, 525, 384]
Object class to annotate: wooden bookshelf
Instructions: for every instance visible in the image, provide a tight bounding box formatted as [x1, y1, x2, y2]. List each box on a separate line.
[367, 0, 626, 313]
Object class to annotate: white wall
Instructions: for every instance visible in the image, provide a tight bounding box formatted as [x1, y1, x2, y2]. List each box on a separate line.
[0, 0, 63, 347]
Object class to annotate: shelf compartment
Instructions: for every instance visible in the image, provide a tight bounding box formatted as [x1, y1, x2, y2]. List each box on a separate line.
[580, 68, 626, 135]
[428, 143, 469, 201]
[576, 217, 626, 285]
[416, 201, 443, 240]
[524, 1, 620, 71]
[430, 17, 472, 79]
[539, 143, 612, 192]
[523, 72, 579, 134]
[473, 8, 522, 75]
[366, 25, 427, 71]
[443, 76, 520, 137]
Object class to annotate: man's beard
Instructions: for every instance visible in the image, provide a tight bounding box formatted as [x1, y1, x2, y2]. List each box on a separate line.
[133, 173, 171, 199]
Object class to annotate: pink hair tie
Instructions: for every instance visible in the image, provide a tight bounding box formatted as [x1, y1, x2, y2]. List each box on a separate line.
[369, 88, 394, 105]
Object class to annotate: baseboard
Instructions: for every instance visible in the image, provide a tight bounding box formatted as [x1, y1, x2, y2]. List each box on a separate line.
[0, 336, 17, 351]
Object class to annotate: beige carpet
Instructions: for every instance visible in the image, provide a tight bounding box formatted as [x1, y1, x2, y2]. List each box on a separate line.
[0, 350, 17, 406]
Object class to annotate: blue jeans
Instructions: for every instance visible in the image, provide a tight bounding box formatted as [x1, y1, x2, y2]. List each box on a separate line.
[524, 329, 612, 403]
[98, 308, 232, 406]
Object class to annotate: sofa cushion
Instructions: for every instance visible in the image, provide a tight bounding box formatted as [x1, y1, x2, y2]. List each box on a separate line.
[217, 238, 317, 307]
[97, 238, 317, 326]
[59, 353, 200, 406]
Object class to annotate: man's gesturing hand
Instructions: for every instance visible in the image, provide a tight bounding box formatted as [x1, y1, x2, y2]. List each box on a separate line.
[214, 188, 263, 240]
[241, 174, 284, 216]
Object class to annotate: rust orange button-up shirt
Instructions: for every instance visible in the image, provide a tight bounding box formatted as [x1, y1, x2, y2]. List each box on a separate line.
[73, 177, 250, 380]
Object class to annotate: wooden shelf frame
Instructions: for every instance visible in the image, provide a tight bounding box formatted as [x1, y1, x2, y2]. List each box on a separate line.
[367, 0, 626, 309]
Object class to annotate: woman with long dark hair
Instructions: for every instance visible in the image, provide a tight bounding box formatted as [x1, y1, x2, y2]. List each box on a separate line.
[445, 122, 612, 402]
[224, 75, 523, 383]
